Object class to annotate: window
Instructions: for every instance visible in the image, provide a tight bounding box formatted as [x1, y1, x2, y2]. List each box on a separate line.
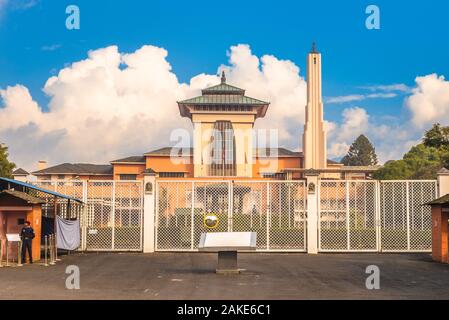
[159, 172, 185, 178]
[57, 174, 65, 180]
[261, 172, 286, 179]
[119, 174, 137, 180]
[209, 121, 236, 176]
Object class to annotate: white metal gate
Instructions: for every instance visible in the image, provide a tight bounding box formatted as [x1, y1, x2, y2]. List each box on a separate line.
[30, 180, 144, 251]
[319, 180, 378, 252]
[379, 181, 437, 252]
[155, 180, 307, 252]
[318, 180, 437, 252]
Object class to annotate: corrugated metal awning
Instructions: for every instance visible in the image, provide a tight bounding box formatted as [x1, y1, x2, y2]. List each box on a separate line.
[0, 177, 83, 203]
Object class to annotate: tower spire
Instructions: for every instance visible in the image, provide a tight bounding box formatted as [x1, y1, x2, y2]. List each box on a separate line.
[221, 71, 226, 84]
[303, 44, 327, 170]
[311, 41, 318, 53]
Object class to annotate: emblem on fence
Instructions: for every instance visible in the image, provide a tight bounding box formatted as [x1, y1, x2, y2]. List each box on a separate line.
[204, 213, 219, 229]
[308, 182, 316, 194]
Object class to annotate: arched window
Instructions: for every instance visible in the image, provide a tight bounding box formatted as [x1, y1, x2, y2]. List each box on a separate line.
[209, 121, 236, 176]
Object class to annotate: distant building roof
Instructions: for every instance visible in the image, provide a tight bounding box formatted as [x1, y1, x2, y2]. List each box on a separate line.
[282, 165, 381, 173]
[145, 147, 193, 157]
[32, 163, 113, 176]
[12, 168, 29, 176]
[144, 147, 304, 158]
[110, 156, 146, 164]
[256, 148, 303, 158]
[0, 189, 46, 204]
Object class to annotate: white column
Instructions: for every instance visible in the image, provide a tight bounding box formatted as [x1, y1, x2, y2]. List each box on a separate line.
[305, 171, 320, 254]
[143, 174, 156, 253]
[437, 168, 449, 197]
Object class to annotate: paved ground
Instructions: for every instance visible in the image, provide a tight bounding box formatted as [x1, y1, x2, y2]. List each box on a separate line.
[0, 252, 448, 300]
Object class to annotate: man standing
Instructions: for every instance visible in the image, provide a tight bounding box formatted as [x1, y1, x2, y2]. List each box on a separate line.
[20, 221, 35, 264]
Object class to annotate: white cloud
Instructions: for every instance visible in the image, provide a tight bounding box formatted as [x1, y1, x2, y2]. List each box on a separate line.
[2, 42, 448, 169]
[0, 44, 308, 169]
[41, 44, 62, 51]
[219, 45, 307, 144]
[326, 95, 364, 104]
[326, 92, 397, 104]
[406, 74, 449, 128]
[359, 83, 411, 93]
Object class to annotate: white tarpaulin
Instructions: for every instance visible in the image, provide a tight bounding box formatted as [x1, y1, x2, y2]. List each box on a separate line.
[56, 216, 80, 250]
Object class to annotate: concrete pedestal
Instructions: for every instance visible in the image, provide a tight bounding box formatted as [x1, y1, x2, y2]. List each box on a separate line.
[216, 251, 239, 274]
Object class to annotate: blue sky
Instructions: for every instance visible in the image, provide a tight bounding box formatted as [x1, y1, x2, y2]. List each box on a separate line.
[1, 0, 449, 168]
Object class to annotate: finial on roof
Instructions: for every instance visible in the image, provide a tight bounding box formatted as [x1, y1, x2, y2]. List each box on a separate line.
[311, 42, 318, 53]
[221, 71, 226, 84]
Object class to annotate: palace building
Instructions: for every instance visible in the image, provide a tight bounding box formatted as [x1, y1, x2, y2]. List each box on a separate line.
[15, 44, 379, 182]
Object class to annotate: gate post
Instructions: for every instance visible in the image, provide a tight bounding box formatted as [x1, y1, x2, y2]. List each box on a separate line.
[437, 168, 449, 197]
[305, 170, 320, 254]
[143, 172, 156, 253]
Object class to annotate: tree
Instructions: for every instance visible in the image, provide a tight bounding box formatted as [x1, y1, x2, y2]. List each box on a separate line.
[374, 128, 449, 180]
[341, 134, 378, 166]
[0, 143, 16, 178]
[423, 123, 449, 148]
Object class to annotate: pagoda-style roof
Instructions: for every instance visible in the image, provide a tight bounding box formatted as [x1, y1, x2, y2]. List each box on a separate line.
[179, 94, 268, 106]
[178, 72, 270, 119]
[201, 83, 245, 95]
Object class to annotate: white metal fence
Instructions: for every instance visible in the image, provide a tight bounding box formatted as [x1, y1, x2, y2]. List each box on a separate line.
[30, 180, 144, 251]
[156, 181, 307, 252]
[30, 179, 437, 253]
[318, 180, 437, 252]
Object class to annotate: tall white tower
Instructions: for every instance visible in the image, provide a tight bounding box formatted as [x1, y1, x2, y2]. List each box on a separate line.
[303, 43, 327, 169]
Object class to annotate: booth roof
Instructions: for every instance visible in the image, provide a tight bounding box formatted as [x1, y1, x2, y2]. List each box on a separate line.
[0, 189, 46, 204]
[426, 194, 449, 205]
[0, 177, 83, 203]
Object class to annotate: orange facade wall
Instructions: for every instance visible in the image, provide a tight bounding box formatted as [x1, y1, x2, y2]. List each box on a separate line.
[253, 156, 303, 178]
[146, 156, 194, 177]
[113, 164, 146, 180]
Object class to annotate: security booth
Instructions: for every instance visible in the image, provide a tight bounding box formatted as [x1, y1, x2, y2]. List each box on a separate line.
[0, 190, 44, 262]
[426, 194, 449, 264]
[0, 177, 84, 264]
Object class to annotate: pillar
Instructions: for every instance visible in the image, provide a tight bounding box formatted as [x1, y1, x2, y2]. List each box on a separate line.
[143, 173, 156, 253]
[437, 168, 449, 197]
[431, 206, 449, 263]
[305, 170, 320, 254]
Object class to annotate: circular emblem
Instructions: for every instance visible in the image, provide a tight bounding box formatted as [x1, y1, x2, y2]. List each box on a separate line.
[204, 213, 219, 229]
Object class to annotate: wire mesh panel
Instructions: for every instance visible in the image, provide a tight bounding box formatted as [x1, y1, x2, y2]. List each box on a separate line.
[29, 181, 84, 220]
[84, 181, 143, 251]
[156, 181, 194, 250]
[319, 181, 347, 251]
[113, 182, 143, 250]
[319, 181, 377, 252]
[408, 181, 436, 251]
[232, 181, 268, 250]
[348, 181, 377, 251]
[380, 181, 436, 252]
[156, 180, 306, 252]
[268, 182, 307, 251]
[85, 181, 114, 250]
[193, 181, 230, 248]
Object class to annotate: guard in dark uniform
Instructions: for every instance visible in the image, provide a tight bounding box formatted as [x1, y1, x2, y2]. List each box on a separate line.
[20, 221, 35, 264]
